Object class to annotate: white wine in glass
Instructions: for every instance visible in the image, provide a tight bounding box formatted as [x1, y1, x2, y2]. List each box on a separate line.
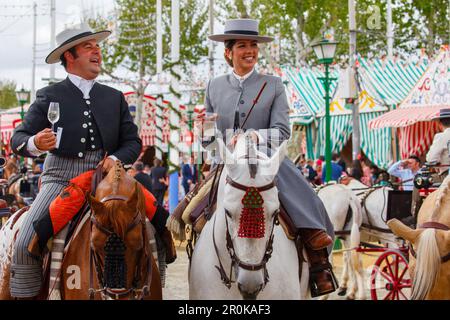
[47, 102, 60, 132]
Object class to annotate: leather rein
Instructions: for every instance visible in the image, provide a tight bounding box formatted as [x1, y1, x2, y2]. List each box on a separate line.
[88, 193, 152, 300]
[212, 175, 279, 289]
[409, 221, 450, 263]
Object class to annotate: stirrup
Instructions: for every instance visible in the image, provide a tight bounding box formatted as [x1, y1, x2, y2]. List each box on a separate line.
[309, 263, 339, 298]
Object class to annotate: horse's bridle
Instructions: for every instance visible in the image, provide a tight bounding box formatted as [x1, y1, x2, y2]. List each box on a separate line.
[212, 175, 279, 289]
[89, 194, 153, 300]
[409, 221, 450, 263]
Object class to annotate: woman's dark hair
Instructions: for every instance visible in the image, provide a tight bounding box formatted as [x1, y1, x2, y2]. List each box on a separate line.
[60, 46, 78, 69]
[350, 160, 363, 180]
[224, 40, 236, 67]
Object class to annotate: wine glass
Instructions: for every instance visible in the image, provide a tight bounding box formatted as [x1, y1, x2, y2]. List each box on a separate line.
[47, 102, 60, 132]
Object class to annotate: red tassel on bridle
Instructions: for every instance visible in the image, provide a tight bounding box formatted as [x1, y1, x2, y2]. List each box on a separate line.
[238, 187, 265, 238]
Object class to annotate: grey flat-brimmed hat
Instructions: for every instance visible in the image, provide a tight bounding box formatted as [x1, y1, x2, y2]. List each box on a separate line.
[433, 108, 450, 120]
[45, 23, 111, 64]
[209, 19, 273, 43]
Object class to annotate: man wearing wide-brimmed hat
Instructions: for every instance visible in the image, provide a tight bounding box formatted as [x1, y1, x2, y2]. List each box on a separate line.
[426, 108, 450, 174]
[9, 23, 143, 298]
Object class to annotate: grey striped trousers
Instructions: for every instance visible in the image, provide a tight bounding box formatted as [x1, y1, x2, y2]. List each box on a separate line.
[10, 150, 103, 298]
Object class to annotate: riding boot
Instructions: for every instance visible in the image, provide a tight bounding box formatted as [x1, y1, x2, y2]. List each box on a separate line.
[299, 228, 333, 250]
[304, 246, 338, 297]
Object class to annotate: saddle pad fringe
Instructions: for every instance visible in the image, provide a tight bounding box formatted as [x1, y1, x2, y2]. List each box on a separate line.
[166, 215, 186, 241]
[48, 225, 69, 300]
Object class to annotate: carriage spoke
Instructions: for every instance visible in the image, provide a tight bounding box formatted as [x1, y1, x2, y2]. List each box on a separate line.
[378, 269, 393, 283]
[398, 289, 409, 300]
[394, 255, 399, 279]
[384, 256, 396, 279]
[383, 291, 393, 300]
[397, 265, 408, 282]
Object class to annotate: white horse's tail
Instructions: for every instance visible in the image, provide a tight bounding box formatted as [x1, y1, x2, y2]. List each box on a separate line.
[348, 194, 362, 249]
[411, 229, 441, 300]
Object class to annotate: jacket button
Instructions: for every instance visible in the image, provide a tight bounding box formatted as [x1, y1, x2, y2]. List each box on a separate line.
[81, 138, 86, 143]
[240, 100, 245, 104]
[91, 145, 96, 149]
[90, 129, 93, 133]
[84, 111, 89, 116]
[91, 137, 94, 141]
[241, 112, 246, 117]
[86, 100, 91, 105]
[88, 122, 92, 126]
[82, 123, 87, 128]
[78, 152, 83, 158]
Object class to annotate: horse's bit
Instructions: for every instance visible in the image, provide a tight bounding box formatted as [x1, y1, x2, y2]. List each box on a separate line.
[212, 175, 279, 289]
[89, 193, 152, 300]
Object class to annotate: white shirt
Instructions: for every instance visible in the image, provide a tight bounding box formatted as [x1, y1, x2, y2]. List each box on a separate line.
[426, 127, 450, 173]
[387, 161, 418, 191]
[67, 73, 95, 99]
[232, 68, 255, 83]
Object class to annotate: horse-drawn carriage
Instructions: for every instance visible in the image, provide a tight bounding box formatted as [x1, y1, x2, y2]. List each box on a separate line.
[0, 155, 40, 215]
[318, 163, 448, 300]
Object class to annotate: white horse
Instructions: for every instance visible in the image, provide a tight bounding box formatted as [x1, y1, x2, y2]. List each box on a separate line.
[317, 183, 366, 300]
[189, 133, 309, 299]
[344, 178, 395, 244]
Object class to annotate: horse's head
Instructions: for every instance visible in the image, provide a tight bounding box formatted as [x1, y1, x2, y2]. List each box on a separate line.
[217, 132, 288, 299]
[3, 156, 19, 180]
[89, 161, 150, 300]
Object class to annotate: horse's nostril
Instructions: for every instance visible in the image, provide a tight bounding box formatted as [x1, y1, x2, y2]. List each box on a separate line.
[237, 282, 264, 300]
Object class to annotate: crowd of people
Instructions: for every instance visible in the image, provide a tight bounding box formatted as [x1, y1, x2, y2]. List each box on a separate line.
[295, 153, 392, 188]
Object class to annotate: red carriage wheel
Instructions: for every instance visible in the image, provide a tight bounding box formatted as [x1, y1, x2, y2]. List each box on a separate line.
[370, 250, 412, 300]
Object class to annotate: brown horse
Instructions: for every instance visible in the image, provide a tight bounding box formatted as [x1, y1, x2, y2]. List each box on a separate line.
[0, 161, 162, 300]
[388, 175, 450, 300]
[1, 156, 26, 209]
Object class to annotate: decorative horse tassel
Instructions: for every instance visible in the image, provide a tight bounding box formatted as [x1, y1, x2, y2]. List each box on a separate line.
[104, 233, 127, 289]
[238, 187, 265, 238]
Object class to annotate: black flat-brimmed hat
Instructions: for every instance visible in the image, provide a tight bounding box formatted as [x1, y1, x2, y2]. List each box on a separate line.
[433, 108, 450, 120]
[45, 23, 111, 64]
[209, 19, 273, 43]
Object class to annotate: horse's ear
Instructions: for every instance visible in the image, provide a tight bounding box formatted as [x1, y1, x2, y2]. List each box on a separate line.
[260, 140, 288, 176]
[89, 195, 105, 214]
[387, 219, 422, 243]
[216, 137, 234, 166]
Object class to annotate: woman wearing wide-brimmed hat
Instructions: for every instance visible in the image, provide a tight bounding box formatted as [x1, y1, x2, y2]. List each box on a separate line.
[206, 18, 337, 297]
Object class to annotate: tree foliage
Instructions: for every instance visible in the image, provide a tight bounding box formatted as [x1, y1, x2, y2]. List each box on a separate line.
[0, 80, 18, 109]
[217, 0, 448, 67]
[90, 0, 208, 84]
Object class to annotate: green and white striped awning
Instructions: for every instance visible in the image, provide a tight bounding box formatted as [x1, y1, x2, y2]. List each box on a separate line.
[359, 112, 392, 169]
[315, 113, 392, 169]
[357, 57, 428, 106]
[315, 114, 353, 158]
[282, 66, 339, 120]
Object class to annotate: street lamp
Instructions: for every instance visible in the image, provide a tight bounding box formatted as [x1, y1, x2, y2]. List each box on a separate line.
[16, 87, 30, 120]
[311, 37, 338, 182]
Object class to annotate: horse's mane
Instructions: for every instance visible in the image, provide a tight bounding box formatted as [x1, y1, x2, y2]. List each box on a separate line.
[430, 175, 450, 221]
[100, 162, 145, 237]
